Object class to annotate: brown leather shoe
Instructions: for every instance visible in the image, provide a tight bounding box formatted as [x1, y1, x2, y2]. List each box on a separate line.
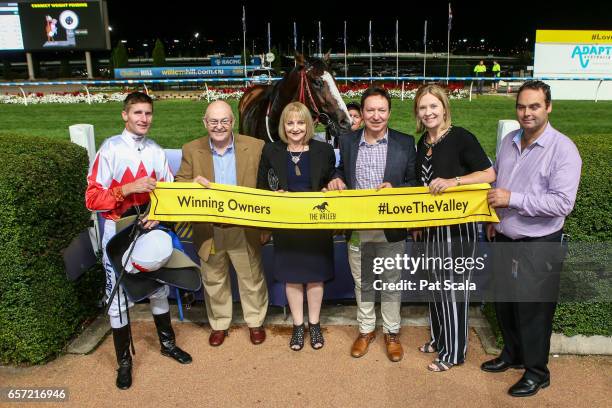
[249, 326, 266, 345]
[350, 331, 376, 358]
[384, 333, 404, 362]
[209, 329, 228, 347]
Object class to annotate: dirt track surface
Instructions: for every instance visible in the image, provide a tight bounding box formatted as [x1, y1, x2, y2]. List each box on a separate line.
[1, 323, 610, 408]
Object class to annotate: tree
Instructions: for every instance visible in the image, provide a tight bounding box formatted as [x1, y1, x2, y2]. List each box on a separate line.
[112, 41, 129, 68]
[152, 39, 166, 66]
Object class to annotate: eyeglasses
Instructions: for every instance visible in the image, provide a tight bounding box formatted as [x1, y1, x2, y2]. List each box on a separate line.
[204, 118, 232, 127]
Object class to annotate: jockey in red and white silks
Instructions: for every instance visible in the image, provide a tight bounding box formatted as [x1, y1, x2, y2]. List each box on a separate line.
[86, 129, 174, 324]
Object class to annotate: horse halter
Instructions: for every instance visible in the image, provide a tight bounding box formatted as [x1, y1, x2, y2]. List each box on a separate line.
[297, 67, 323, 120]
[297, 68, 338, 142]
[264, 65, 327, 143]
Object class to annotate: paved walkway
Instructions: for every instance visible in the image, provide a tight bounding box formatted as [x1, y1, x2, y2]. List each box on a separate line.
[1, 305, 610, 407]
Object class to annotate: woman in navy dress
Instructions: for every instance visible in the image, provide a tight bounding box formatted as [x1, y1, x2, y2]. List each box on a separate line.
[257, 102, 336, 351]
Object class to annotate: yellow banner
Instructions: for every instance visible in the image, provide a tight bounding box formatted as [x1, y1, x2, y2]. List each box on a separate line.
[536, 30, 612, 44]
[149, 182, 498, 229]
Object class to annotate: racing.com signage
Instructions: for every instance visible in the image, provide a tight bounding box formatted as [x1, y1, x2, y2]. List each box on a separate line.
[114, 66, 260, 79]
[211, 56, 262, 66]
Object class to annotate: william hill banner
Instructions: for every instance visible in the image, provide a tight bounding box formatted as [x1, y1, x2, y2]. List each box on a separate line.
[149, 182, 499, 229]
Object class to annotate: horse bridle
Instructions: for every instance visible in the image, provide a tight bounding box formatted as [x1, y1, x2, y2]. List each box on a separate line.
[298, 68, 322, 119]
[265, 66, 333, 142]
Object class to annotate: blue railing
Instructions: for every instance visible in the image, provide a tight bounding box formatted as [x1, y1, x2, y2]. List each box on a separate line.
[1, 76, 612, 87]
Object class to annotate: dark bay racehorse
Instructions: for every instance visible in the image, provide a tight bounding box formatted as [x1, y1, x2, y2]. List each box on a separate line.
[239, 53, 352, 143]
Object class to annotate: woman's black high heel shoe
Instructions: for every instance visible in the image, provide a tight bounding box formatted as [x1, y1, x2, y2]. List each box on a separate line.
[309, 322, 324, 350]
[290, 323, 305, 351]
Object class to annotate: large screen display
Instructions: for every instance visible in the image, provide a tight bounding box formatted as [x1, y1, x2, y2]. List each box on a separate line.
[0, 0, 109, 51]
[0, 3, 25, 50]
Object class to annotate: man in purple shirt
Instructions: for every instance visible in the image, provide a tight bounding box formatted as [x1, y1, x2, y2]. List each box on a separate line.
[482, 81, 582, 397]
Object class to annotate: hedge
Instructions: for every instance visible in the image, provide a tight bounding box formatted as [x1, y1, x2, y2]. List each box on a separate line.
[564, 134, 612, 242]
[484, 133, 612, 344]
[0, 133, 104, 364]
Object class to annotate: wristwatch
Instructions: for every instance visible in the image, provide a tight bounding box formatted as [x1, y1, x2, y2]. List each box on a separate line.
[455, 176, 462, 186]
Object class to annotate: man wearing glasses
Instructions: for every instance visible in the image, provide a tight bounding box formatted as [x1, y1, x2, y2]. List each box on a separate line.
[176, 100, 269, 347]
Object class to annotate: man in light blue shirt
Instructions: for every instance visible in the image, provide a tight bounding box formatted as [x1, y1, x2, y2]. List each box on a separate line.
[209, 130, 237, 186]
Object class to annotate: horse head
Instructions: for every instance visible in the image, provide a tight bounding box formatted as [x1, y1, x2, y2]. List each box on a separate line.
[292, 53, 352, 138]
[238, 52, 352, 143]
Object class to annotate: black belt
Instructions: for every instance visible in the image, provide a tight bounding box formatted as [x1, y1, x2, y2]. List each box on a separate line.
[497, 229, 563, 243]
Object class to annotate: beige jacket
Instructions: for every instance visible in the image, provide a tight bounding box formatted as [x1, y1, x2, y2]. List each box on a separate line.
[175, 134, 265, 261]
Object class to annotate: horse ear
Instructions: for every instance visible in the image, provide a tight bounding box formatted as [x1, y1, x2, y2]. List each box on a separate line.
[294, 53, 305, 66]
[324, 50, 331, 64]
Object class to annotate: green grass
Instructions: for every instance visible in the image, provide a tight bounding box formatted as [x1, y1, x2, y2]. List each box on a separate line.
[1, 96, 611, 158]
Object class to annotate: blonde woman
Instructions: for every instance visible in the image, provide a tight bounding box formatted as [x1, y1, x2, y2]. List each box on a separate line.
[413, 84, 495, 371]
[257, 102, 336, 351]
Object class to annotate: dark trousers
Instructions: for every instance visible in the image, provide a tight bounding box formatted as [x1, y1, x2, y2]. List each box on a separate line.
[476, 77, 484, 94]
[494, 229, 564, 382]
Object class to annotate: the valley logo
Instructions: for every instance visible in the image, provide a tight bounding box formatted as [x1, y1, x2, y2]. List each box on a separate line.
[309, 201, 337, 221]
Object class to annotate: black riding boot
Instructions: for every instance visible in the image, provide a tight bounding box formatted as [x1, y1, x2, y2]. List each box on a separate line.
[153, 312, 192, 364]
[112, 325, 132, 390]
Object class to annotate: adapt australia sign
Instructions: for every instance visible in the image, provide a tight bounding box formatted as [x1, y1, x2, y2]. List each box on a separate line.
[534, 30, 612, 76]
[533, 30, 612, 100]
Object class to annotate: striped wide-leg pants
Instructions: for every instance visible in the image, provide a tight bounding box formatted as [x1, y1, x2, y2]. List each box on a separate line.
[424, 223, 479, 365]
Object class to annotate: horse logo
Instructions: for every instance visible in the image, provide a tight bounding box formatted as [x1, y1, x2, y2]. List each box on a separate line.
[312, 202, 330, 213]
[267, 168, 279, 191]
